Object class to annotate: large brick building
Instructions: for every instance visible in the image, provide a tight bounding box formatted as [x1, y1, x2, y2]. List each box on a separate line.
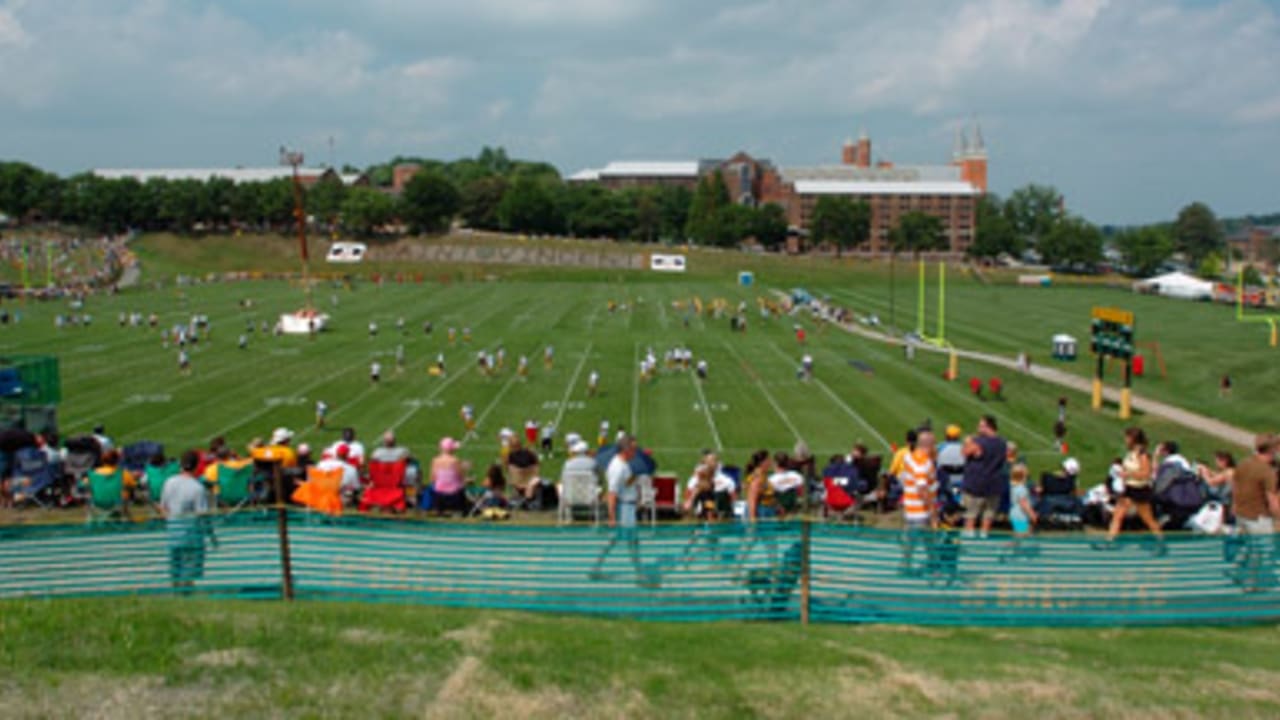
[570, 123, 989, 254]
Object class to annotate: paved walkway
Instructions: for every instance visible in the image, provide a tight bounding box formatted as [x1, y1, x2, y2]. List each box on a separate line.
[779, 291, 1255, 448]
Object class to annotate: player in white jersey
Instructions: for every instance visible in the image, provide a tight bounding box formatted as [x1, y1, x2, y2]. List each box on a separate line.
[544, 345, 554, 370]
[460, 404, 477, 440]
[587, 370, 600, 397]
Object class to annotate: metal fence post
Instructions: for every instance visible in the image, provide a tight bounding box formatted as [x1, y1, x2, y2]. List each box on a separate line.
[273, 465, 295, 601]
[800, 519, 811, 625]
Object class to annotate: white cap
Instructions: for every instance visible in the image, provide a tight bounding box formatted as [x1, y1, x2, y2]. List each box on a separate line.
[499, 427, 514, 439]
[570, 440, 590, 454]
[270, 427, 293, 444]
[566, 432, 582, 446]
[1063, 457, 1080, 476]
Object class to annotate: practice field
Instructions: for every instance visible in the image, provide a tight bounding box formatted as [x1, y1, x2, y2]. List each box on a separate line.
[0, 269, 1242, 488]
[2, 598, 1280, 719]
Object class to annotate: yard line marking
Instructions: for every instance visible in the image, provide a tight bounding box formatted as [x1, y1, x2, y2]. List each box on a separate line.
[721, 340, 804, 445]
[388, 347, 481, 431]
[553, 341, 593, 432]
[766, 341, 890, 451]
[207, 361, 359, 440]
[475, 344, 542, 430]
[631, 341, 640, 436]
[689, 363, 724, 452]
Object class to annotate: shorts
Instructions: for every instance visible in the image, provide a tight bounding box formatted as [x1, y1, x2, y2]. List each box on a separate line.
[1239, 516, 1275, 536]
[963, 492, 999, 520]
[169, 541, 206, 583]
[1123, 485, 1153, 504]
[1010, 517, 1031, 534]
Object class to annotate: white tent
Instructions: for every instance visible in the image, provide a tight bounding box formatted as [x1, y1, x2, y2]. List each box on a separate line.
[1132, 271, 1214, 301]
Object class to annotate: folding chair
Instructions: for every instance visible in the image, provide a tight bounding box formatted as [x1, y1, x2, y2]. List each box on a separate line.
[360, 460, 407, 513]
[557, 470, 601, 526]
[292, 466, 344, 516]
[651, 475, 680, 518]
[214, 463, 260, 511]
[11, 447, 60, 509]
[83, 467, 127, 522]
[145, 461, 181, 506]
[822, 476, 859, 522]
[636, 475, 657, 527]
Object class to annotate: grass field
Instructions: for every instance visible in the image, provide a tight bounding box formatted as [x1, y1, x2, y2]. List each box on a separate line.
[0, 261, 1244, 497]
[2, 598, 1280, 719]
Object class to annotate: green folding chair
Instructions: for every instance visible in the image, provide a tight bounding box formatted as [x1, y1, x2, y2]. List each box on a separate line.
[84, 467, 127, 523]
[214, 463, 259, 511]
[145, 461, 181, 505]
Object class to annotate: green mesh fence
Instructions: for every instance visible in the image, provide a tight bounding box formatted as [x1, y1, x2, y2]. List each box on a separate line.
[3, 514, 1279, 626]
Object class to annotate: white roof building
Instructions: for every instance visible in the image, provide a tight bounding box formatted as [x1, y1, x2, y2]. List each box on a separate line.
[92, 167, 336, 184]
[793, 180, 979, 196]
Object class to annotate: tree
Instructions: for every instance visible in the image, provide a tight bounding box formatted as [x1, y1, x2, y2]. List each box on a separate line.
[968, 195, 1022, 259]
[655, 185, 692, 242]
[0, 161, 61, 220]
[752, 203, 790, 250]
[459, 175, 507, 230]
[1114, 226, 1174, 276]
[685, 173, 730, 245]
[1038, 215, 1103, 269]
[1242, 264, 1264, 288]
[810, 196, 871, 257]
[1173, 202, 1223, 266]
[1196, 252, 1223, 280]
[340, 187, 396, 236]
[1003, 183, 1063, 245]
[400, 170, 460, 234]
[498, 176, 562, 234]
[889, 211, 947, 256]
[307, 177, 347, 224]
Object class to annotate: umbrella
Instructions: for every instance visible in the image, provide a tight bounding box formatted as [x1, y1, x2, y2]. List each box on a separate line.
[595, 444, 657, 476]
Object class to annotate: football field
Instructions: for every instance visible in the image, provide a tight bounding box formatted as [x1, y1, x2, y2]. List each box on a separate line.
[0, 269, 1238, 483]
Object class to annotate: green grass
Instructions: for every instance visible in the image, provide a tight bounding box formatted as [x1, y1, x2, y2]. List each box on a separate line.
[2, 597, 1279, 718]
[0, 267, 1237, 501]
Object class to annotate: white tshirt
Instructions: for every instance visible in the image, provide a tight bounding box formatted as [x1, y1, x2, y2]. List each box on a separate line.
[607, 454, 636, 502]
[316, 457, 360, 492]
[768, 470, 804, 492]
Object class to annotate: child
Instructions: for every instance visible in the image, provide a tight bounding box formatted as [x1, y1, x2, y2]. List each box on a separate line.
[1005, 463, 1038, 560]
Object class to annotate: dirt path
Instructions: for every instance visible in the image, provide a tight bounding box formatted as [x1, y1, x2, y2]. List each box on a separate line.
[780, 291, 1256, 449]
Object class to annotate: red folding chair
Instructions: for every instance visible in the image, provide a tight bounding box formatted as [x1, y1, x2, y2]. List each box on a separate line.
[359, 460, 407, 513]
[822, 476, 858, 520]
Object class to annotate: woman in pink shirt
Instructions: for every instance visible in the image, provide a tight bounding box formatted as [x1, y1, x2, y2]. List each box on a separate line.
[430, 437, 469, 515]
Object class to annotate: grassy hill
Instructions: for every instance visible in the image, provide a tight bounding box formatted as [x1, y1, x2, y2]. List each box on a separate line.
[1, 598, 1277, 719]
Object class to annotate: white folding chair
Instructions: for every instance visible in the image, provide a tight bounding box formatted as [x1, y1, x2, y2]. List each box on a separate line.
[636, 474, 657, 527]
[558, 470, 601, 526]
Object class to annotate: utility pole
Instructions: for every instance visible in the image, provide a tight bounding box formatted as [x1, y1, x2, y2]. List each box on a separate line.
[279, 146, 313, 312]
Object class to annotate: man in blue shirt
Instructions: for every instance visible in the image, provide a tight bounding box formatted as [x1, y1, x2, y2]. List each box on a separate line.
[961, 415, 1007, 539]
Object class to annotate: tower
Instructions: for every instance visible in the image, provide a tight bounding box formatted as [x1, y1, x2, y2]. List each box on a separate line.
[952, 120, 988, 193]
[855, 127, 871, 168]
[842, 137, 856, 165]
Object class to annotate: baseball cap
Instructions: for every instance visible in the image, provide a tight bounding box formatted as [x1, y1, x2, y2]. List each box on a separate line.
[439, 437, 460, 453]
[570, 439, 589, 454]
[271, 427, 293, 444]
[1062, 457, 1080, 476]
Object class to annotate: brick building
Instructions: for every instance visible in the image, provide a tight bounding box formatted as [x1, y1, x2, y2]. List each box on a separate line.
[570, 122, 989, 254]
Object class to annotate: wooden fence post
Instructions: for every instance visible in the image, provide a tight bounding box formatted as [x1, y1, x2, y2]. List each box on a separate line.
[274, 465, 295, 601]
[800, 519, 811, 625]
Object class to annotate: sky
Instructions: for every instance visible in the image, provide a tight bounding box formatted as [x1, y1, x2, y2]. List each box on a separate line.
[1, 0, 1279, 225]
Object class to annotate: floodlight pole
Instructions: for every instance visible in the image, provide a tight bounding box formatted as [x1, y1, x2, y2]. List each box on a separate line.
[280, 146, 313, 312]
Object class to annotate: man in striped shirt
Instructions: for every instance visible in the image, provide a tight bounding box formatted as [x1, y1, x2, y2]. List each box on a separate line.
[900, 429, 936, 575]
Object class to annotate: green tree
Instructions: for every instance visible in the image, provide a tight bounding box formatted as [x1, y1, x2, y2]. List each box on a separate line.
[811, 196, 871, 257]
[889, 211, 947, 256]
[1038, 215, 1103, 269]
[0, 161, 61, 220]
[1242, 264, 1264, 287]
[968, 195, 1021, 259]
[498, 176, 562, 234]
[340, 187, 396, 236]
[656, 185, 692, 242]
[1003, 183, 1063, 245]
[307, 177, 347, 224]
[1196, 252, 1224, 280]
[685, 173, 731, 245]
[258, 179, 296, 230]
[1173, 202, 1223, 266]
[400, 170, 460, 234]
[752, 203, 790, 250]
[459, 175, 508, 230]
[1114, 225, 1174, 276]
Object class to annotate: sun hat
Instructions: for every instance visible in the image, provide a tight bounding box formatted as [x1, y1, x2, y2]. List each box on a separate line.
[440, 437, 460, 453]
[271, 427, 293, 444]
